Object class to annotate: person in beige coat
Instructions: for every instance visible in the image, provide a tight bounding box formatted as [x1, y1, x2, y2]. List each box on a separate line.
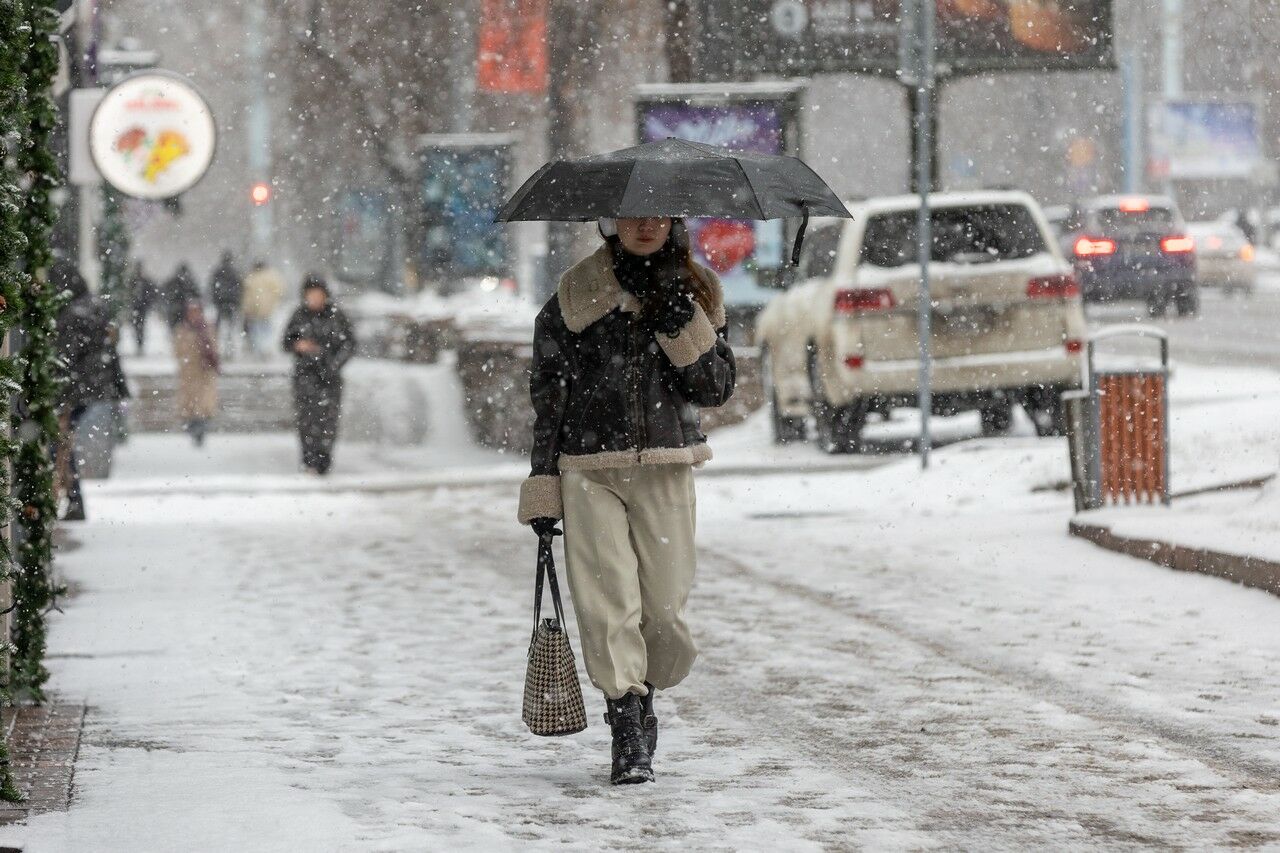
[172, 300, 220, 446]
[241, 260, 286, 356]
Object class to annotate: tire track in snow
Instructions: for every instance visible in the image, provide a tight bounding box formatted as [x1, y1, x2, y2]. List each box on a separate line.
[689, 543, 1280, 846]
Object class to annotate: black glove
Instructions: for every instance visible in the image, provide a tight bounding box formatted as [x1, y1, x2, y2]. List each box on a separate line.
[530, 517, 562, 538]
[646, 286, 696, 337]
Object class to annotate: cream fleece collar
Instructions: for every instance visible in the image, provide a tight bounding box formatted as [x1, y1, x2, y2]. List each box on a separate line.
[557, 245, 726, 333]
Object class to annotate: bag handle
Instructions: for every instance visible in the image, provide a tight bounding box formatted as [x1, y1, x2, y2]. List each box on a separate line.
[532, 533, 568, 632]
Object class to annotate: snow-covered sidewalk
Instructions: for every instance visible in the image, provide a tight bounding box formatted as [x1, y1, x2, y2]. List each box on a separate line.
[2, 360, 1279, 849]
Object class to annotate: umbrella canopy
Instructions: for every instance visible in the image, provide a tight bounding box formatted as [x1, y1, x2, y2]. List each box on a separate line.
[495, 138, 852, 224]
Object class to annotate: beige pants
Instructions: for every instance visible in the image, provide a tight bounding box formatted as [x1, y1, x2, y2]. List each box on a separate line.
[561, 464, 698, 700]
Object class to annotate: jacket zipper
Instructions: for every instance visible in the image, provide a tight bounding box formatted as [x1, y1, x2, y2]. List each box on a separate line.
[628, 319, 646, 454]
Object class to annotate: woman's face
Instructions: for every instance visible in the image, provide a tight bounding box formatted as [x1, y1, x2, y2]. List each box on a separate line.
[616, 217, 672, 256]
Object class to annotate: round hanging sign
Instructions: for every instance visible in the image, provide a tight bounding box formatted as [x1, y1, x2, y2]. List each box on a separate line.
[89, 72, 217, 200]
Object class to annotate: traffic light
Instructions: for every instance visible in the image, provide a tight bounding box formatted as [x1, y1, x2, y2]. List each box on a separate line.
[251, 182, 272, 206]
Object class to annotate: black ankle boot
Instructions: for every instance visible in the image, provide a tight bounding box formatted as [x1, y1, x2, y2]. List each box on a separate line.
[642, 682, 657, 757]
[604, 693, 654, 785]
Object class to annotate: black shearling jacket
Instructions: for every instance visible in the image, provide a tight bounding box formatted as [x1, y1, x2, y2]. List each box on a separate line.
[517, 246, 735, 524]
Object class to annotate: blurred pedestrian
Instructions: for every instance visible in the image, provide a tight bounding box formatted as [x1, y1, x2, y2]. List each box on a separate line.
[281, 275, 355, 475]
[172, 300, 220, 447]
[53, 259, 130, 521]
[241, 259, 285, 356]
[209, 250, 244, 358]
[163, 262, 201, 328]
[127, 260, 159, 352]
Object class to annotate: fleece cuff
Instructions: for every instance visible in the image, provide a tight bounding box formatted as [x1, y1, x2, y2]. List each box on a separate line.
[517, 475, 563, 524]
[655, 303, 717, 369]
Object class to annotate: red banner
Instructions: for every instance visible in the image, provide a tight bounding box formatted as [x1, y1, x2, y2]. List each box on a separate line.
[477, 0, 548, 95]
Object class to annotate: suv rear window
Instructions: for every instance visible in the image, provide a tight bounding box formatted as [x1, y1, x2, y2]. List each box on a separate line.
[1094, 206, 1175, 231]
[861, 204, 1047, 268]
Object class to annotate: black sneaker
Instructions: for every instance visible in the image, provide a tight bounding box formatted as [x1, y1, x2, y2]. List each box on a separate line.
[604, 693, 654, 785]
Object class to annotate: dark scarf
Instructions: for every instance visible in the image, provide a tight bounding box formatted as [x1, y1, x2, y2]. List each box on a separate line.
[607, 224, 693, 303]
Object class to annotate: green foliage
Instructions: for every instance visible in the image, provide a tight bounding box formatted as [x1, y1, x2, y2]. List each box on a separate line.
[98, 188, 131, 315]
[11, 0, 64, 708]
[0, 0, 64, 802]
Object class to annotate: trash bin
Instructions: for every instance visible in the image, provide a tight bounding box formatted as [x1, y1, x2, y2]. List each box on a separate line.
[1065, 325, 1171, 512]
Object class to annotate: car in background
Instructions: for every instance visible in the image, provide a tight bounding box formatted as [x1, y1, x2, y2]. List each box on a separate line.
[1187, 221, 1255, 295]
[1060, 195, 1198, 317]
[755, 190, 1086, 452]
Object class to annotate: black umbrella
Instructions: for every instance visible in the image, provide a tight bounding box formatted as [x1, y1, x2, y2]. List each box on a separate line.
[495, 138, 853, 263]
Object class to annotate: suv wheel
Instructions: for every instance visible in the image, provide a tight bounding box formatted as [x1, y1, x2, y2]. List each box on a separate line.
[763, 348, 806, 444]
[808, 347, 864, 454]
[979, 399, 1014, 436]
[1024, 391, 1067, 437]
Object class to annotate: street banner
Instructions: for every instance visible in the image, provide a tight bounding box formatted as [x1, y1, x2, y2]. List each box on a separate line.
[636, 85, 803, 307]
[1147, 100, 1262, 180]
[419, 136, 513, 280]
[335, 191, 393, 286]
[477, 0, 548, 94]
[88, 71, 216, 200]
[694, 0, 1114, 79]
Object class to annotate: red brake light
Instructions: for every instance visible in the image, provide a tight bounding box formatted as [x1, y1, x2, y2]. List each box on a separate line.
[1118, 197, 1150, 213]
[1160, 235, 1194, 254]
[1065, 339, 1084, 354]
[1027, 274, 1080, 299]
[843, 355, 865, 370]
[834, 288, 896, 314]
[1074, 236, 1116, 257]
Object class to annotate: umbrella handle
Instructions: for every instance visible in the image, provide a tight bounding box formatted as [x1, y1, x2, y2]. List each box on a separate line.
[791, 204, 810, 267]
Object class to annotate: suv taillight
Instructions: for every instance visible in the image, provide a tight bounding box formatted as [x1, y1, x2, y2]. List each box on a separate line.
[834, 288, 896, 314]
[1160, 235, 1194, 254]
[1026, 274, 1080, 299]
[1074, 236, 1117, 257]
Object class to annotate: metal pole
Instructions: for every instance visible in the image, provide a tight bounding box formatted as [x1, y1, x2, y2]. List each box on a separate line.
[246, 0, 273, 259]
[1121, 50, 1143, 194]
[1161, 0, 1183, 99]
[915, 0, 935, 469]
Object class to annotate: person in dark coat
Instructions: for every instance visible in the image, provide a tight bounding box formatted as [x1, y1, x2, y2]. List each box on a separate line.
[163, 263, 202, 328]
[516, 216, 735, 785]
[208, 250, 244, 357]
[281, 275, 355, 475]
[53, 259, 130, 521]
[127, 260, 159, 352]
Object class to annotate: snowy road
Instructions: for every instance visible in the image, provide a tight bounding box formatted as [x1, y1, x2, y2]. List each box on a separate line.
[1088, 287, 1280, 370]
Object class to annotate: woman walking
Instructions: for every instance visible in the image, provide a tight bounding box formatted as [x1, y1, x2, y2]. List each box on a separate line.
[172, 300, 220, 446]
[282, 275, 355, 475]
[517, 216, 735, 784]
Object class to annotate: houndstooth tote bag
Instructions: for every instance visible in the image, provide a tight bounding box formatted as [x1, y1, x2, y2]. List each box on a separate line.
[522, 534, 588, 736]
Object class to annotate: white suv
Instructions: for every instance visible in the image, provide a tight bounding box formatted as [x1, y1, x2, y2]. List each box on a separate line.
[756, 190, 1086, 452]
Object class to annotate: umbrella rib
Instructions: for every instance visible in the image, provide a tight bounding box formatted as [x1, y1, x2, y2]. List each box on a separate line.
[733, 157, 767, 219]
[616, 159, 640, 216]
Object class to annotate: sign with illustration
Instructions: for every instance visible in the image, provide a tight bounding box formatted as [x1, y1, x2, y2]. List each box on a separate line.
[636, 90, 801, 306]
[89, 72, 216, 200]
[694, 0, 1114, 79]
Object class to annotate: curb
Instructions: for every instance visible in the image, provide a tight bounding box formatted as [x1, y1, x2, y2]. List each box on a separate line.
[1069, 519, 1280, 597]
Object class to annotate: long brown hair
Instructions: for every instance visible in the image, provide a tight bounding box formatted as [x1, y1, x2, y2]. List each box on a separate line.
[684, 255, 718, 317]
